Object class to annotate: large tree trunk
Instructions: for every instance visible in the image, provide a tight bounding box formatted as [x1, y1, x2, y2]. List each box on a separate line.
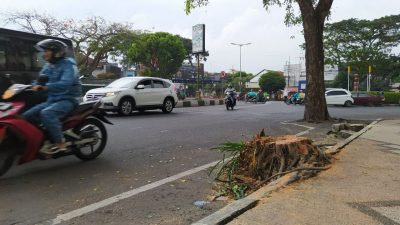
[298, 0, 332, 122]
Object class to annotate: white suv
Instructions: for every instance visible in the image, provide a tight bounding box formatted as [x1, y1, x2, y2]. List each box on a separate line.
[83, 77, 178, 115]
[325, 88, 354, 107]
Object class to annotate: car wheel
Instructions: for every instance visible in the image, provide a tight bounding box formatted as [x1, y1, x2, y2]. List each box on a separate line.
[118, 98, 134, 116]
[162, 98, 174, 113]
[344, 100, 352, 107]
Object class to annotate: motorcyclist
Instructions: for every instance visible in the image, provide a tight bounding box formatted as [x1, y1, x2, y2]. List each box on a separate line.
[257, 89, 264, 102]
[23, 39, 82, 155]
[246, 89, 257, 101]
[0, 74, 13, 100]
[299, 90, 305, 100]
[291, 92, 300, 103]
[224, 85, 237, 105]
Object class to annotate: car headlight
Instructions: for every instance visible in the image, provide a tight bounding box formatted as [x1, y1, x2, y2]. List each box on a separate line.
[105, 92, 120, 97]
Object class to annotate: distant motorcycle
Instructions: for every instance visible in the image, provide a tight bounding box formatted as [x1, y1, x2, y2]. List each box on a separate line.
[286, 96, 304, 105]
[225, 91, 236, 110]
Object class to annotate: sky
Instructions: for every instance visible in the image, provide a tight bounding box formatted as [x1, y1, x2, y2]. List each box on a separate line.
[1, 0, 399, 74]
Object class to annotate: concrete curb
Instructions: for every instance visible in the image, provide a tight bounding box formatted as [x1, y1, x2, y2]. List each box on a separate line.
[191, 173, 299, 225]
[192, 119, 383, 225]
[176, 99, 225, 108]
[325, 118, 383, 155]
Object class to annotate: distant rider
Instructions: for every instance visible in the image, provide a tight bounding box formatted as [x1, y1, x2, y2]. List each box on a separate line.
[225, 85, 237, 105]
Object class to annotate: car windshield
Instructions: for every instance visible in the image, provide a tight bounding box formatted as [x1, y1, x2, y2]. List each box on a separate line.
[106, 78, 135, 88]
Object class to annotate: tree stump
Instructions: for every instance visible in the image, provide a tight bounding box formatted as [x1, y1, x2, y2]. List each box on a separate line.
[237, 130, 329, 181]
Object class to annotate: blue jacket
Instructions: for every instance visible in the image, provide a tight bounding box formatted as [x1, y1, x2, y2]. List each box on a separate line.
[40, 57, 82, 103]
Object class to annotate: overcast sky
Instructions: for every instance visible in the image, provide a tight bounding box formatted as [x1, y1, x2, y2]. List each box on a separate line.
[1, 0, 399, 74]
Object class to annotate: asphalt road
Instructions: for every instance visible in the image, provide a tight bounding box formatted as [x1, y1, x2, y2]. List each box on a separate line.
[1, 102, 399, 225]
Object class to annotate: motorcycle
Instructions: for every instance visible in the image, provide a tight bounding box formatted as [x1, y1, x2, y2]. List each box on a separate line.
[0, 83, 112, 176]
[225, 91, 236, 110]
[247, 93, 269, 104]
[286, 96, 304, 105]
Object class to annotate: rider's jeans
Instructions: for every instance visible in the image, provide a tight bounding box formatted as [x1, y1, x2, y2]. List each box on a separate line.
[23, 100, 75, 144]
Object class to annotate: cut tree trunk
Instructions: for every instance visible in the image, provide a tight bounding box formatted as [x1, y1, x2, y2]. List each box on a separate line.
[237, 131, 329, 182]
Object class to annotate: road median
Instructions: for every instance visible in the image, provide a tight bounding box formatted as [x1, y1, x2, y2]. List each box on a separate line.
[192, 119, 382, 225]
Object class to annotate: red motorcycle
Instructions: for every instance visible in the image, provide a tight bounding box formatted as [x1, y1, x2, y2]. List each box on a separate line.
[0, 84, 112, 176]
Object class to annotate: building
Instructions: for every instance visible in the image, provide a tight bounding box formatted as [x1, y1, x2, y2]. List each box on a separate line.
[122, 66, 137, 77]
[245, 70, 284, 89]
[92, 62, 122, 78]
[284, 63, 305, 87]
[283, 62, 338, 88]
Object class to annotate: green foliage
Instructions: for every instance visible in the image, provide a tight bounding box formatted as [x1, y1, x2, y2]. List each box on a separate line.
[210, 142, 248, 199]
[226, 71, 253, 92]
[96, 72, 117, 80]
[332, 72, 351, 90]
[128, 32, 186, 79]
[368, 92, 400, 104]
[324, 15, 400, 84]
[259, 71, 286, 94]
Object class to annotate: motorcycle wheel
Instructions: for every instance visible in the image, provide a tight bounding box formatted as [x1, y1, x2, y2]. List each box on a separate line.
[74, 118, 108, 161]
[0, 151, 15, 176]
[226, 104, 230, 110]
[0, 135, 17, 176]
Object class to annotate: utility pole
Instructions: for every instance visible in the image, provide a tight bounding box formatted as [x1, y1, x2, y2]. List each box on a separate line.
[288, 56, 291, 88]
[347, 66, 350, 91]
[231, 42, 251, 94]
[368, 65, 372, 92]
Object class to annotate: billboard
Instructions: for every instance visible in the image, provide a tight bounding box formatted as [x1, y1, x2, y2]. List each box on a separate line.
[192, 24, 205, 54]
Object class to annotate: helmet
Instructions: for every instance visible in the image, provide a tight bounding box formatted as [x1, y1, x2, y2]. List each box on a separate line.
[35, 39, 67, 58]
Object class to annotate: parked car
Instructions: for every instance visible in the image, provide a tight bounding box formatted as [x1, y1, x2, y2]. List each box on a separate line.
[352, 93, 384, 106]
[325, 88, 354, 107]
[83, 77, 178, 116]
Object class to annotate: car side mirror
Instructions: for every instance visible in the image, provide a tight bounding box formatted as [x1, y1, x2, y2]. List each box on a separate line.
[136, 84, 145, 89]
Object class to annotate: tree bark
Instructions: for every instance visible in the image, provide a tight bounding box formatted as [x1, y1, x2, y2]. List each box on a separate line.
[298, 0, 332, 122]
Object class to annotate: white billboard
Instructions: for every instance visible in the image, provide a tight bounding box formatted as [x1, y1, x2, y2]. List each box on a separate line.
[192, 24, 205, 54]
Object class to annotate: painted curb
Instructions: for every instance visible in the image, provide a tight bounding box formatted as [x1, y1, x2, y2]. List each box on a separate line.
[192, 119, 382, 225]
[176, 100, 224, 108]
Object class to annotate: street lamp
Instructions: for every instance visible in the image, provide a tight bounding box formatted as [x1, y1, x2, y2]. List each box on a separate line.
[231, 42, 251, 94]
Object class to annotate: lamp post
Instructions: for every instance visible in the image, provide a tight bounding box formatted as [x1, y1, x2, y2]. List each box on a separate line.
[231, 42, 251, 94]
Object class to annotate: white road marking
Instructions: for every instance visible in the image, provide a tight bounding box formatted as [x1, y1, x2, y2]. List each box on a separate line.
[44, 160, 220, 225]
[281, 120, 315, 136]
[42, 119, 310, 224]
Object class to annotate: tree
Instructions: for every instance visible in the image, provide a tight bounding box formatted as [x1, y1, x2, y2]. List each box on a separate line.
[332, 72, 351, 90]
[3, 11, 136, 76]
[4, 10, 61, 36]
[185, 0, 333, 122]
[63, 17, 135, 76]
[324, 15, 400, 90]
[227, 71, 253, 91]
[259, 71, 286, 94]
[128, 32, 186, 79]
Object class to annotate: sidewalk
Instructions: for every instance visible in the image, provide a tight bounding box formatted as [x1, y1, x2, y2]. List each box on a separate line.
[228, 120, 400, 225]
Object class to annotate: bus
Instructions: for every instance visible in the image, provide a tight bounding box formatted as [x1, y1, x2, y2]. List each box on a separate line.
[0, 28, 75, 94]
